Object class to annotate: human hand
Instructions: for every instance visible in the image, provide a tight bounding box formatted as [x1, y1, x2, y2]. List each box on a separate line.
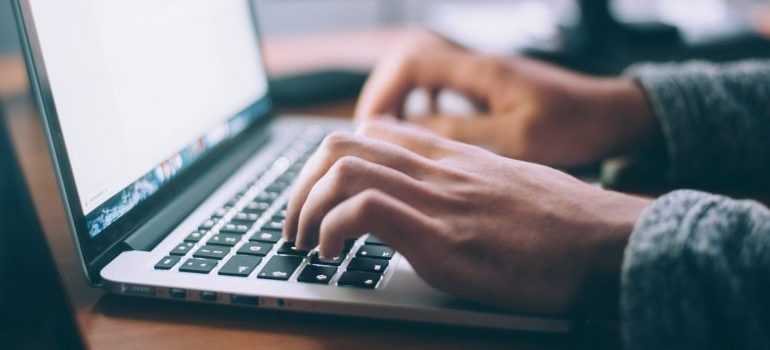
[283, 120, 652, 315]
[355, 31, 660, 168]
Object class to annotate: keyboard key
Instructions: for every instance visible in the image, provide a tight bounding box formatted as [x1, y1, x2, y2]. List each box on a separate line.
[255, 191, 280, 202]
[262, 221, 284, 231]
[154, 255, 180, 270]
[231, 212, 260, 223]
[199, 219, 217, 231]
[356, 245, 394, 260]
[170, 242, 195, 256]
[364, 235, 385, 246]
[347, 257, 389, 273]
[342, 239, 357, 253]
[218, 255, 262, 277]
[208, 233, 241, 247]
[212, 207, 230, 218]
[193, 245, 230, 260]
[225, 196, 241, 207]
[257, 255, 303, 280]
[337, 271, 381, 289]
[237, 242, 272, 256]
[265, 181, 290, 193]
[310, 252, 344, 266]
[276, 241, 310, 256]
[282, 170, 300, 179]
[219, 223, 250, 235]
[180, 258, 217, 274]
[297, 265, 337, 285]
[249, 231, 281, 243]
[243, 201, 270, 213]
[274, 209, 287, 219]
[184, 231, 206, 243]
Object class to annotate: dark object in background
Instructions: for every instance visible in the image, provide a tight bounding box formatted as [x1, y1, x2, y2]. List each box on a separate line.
[270, 69, 368, 107]
[527, 0, 770, 75]
[0, 104, 86, 350]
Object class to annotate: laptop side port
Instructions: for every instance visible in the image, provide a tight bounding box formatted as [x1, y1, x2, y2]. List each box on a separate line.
[230, 294, 259, 306]
[121, 284, 156, 297]
[169, 288, 187, 299]
[200, 291, 218, 302]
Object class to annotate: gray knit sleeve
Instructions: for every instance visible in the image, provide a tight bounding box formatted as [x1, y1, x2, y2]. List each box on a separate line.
[621, 190, 770, 349]
[625, 60, 770, 185]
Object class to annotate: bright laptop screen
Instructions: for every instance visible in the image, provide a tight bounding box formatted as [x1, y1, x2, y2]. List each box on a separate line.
[27, 0, 269, 237]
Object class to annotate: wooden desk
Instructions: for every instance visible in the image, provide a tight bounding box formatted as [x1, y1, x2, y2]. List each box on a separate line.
[0, 30, 589, 349]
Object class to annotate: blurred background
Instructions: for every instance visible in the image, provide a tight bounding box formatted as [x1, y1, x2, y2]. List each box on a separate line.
[3, 0, 770, 106]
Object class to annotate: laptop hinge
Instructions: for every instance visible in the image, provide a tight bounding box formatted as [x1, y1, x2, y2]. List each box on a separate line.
[123, 126, 272, 252]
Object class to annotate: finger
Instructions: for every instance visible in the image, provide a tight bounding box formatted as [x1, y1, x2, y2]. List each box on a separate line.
[354, 52, 414, 122]
[294, 156, 437, 250]
[317, 188, 441, 261]
[355, 51, 499, 121]
[283, 131, 435, 241]
[411, 115, 502, 150]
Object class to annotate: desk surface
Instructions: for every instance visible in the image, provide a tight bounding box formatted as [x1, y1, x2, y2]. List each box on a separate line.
[0, 30, 588, 349]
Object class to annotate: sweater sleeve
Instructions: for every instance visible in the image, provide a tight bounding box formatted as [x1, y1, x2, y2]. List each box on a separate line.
[621, 190, 770, 349]
[625, 60, 770, 186]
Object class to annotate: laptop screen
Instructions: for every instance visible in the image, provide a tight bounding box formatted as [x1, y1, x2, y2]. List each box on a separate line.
[26, 0, 270, 238]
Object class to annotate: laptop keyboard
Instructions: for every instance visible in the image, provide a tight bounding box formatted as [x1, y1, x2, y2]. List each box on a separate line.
[153, 128, 394, 290]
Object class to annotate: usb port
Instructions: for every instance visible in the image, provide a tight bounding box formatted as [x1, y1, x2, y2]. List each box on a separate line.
[230, 294, 259, 306]
[169, 288, 187, 299]
[200, 291, 218, 302]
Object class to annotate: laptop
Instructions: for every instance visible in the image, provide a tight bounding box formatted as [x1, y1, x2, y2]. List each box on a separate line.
[0, 104, 86, 350]
[13, 0, 570, 332]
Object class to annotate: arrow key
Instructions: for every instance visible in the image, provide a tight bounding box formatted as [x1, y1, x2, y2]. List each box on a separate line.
[338, 271, 381, 289]
[179, 258, 218, 274]
[297, 264, 337, 285]
[218, 255, 262, 277]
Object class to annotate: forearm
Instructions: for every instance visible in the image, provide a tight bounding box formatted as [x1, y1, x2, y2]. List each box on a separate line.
[625, 60, 770, 186]
[622, 190, 770, 349]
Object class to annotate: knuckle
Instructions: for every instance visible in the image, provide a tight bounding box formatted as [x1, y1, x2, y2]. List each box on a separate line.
[321, 131, 355, 155]
[475, 54, 511, 80]
[330, 156, 365, 182]
[356, 120, 389, 138]
[329, 156, 366, 190]
[476, 54, 507, 71]
[354, 189, 385, 217]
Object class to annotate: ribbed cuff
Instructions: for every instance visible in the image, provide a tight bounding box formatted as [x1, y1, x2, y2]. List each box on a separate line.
[624, 60, 770, 186]
[621, 189, 770, 349]
[624, 62, 714, 184]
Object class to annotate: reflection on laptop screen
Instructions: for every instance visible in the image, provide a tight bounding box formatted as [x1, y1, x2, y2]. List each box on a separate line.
[28, 0, 269, 237]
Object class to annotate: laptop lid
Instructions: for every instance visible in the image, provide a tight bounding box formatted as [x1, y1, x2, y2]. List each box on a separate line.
[0, 104, 86, 350]
[14, 0, 274, 283]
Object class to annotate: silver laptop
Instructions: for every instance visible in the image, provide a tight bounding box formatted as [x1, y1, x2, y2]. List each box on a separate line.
[14, 0, 570, 332]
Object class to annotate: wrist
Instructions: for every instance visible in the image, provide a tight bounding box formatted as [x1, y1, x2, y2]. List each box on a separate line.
[577, 190, 653, 318]
[595, 78, 662, 156]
